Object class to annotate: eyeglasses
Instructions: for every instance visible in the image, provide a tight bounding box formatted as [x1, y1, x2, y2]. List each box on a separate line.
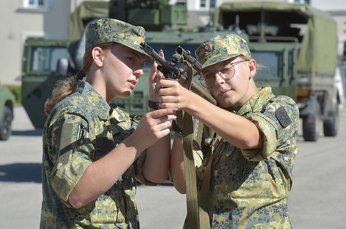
[199, 60, 247, 88]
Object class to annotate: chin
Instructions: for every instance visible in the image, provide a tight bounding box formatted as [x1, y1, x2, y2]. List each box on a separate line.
[118, 94, 131, 98]
[216, 98, 231, 107]
[218, 99, 238, 109]
[119, 87, 132, 96]
[122, 90, 132, 98]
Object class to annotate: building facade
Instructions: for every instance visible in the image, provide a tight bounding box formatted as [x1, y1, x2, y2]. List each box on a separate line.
[0, 0, 97, 85]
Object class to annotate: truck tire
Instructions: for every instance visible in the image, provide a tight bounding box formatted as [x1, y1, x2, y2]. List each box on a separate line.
[302, 114, 318, 142]
[0, 106, 13, 141]
[323, 109, 339, 137]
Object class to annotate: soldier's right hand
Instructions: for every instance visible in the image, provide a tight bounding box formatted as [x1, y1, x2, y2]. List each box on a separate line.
[131, 108, 176, 150]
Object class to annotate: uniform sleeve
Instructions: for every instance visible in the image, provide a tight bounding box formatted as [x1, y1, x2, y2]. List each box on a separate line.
[241, 96, 299, 161]
[48, 113, 93, 206]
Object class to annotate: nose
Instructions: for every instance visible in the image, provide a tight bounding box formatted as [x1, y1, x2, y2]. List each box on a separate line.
[133, 68, 143, 79]
[214, 72, 225, 85]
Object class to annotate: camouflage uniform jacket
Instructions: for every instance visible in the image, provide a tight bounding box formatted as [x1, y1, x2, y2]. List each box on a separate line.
[40, 81, 149, 229]
[191, 87, 299, 228]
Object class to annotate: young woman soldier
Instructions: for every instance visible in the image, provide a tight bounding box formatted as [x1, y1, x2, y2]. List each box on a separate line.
[40, 18, 176, 228]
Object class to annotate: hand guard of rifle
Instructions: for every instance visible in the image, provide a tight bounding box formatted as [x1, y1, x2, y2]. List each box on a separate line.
[140, 42, 183, 80]
[175, 46, 202, 73]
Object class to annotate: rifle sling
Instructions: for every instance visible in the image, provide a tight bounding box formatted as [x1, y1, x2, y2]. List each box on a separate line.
[182, 68, 211, 229]
[183, 112, 201, 229]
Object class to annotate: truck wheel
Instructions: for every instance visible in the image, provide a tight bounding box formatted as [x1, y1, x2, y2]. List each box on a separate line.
[0, 106, 13, 141]
[323, 110, 339, 137]
[302, 114, 318, 142]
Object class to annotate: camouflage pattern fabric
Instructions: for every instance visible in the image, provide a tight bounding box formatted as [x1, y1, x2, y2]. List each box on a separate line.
[40, 81, 151, 229]
[85, 18, 148, 57]
[195, 33, 252, 69]
[184, 87, 299, 228]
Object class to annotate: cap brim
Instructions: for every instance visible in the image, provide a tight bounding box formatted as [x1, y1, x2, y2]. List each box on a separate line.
[119, 42, 153, 63]
[202, 55, 236, 69]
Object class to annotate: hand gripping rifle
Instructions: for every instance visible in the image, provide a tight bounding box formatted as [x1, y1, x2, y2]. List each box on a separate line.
[173, 46, 215, 108]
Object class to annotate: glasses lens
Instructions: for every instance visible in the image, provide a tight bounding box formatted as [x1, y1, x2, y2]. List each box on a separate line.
[200, 60, 247, 88]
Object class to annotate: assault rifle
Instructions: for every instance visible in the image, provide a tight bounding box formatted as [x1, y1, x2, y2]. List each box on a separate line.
[140, 42, 186, 80]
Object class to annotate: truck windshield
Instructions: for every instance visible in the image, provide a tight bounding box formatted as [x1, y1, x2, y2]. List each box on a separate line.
[30, 47, 69, 73]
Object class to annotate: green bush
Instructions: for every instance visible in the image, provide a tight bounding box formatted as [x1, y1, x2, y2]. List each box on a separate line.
[5, 84, 21, 105]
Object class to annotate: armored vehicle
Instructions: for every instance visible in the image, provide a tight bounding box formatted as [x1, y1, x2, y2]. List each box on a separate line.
[0, 84, 15, 140]
[213, 1, 343, 141]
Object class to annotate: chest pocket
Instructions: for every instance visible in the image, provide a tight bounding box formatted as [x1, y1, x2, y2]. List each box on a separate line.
[94, 120, 116, 160]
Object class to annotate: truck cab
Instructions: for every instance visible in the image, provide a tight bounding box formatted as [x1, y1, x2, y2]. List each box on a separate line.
[21, 38, 70, 128]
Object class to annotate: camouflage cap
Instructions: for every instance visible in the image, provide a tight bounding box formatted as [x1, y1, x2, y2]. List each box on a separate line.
[85, 18, 147, 56]
[195, 33, 252, 69]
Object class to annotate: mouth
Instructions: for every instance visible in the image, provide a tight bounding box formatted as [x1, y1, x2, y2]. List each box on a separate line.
[217, 88, 231, 97]
[128, 80, 137, 89]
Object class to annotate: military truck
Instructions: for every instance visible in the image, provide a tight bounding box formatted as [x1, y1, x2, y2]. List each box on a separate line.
[212, 1, 343, 141]
[21, 0, 342, 142]
[0, 84, 15, 140]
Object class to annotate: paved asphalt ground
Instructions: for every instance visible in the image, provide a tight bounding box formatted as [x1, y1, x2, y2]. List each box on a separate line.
[1, 107, 346, 228]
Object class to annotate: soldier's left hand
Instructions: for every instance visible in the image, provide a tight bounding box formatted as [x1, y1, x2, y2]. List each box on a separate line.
[148, 49, 165, 102]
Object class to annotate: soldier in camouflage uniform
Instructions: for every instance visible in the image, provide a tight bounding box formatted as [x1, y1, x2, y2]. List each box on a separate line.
[158, 34, 299, 228]
[40, 18, 176, 228]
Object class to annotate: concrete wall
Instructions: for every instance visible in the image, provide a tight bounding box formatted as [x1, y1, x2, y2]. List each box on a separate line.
[0, 0, 99, 85]
[43, 0, 71, 39]
[0, 0, 44, 85]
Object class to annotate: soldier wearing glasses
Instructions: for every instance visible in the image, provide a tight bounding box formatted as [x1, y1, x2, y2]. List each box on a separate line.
[157, 34, 299, 228]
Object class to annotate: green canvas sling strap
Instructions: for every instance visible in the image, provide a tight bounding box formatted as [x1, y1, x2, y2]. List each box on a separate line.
[183, 113, 223, 229]
[181, 67, 202, 229]
[181, 69, 218, 229]
[198, 135, 224, 225]
[183, 110, 202, 229]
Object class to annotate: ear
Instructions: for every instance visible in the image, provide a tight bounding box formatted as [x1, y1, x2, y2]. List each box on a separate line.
[248, 59, 257, 79]
[92, 47, 104, 67]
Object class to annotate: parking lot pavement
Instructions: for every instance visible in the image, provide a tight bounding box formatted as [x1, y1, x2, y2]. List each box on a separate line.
[0, 107, 186, 228]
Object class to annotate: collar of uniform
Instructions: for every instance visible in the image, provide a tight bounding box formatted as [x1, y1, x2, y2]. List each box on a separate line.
[76, 80, 110, 120]
[237, 87, 275, 116]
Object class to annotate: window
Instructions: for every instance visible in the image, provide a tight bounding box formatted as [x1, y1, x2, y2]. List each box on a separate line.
[293, 0, 310, 4]
[200, 0, 217, 10]
[210, 0, 216, 9]
[30, 46, 69, 73]
[251, 51, 282, 79]
[23, 0, 46, 9]
[200, 0, 206, 8]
